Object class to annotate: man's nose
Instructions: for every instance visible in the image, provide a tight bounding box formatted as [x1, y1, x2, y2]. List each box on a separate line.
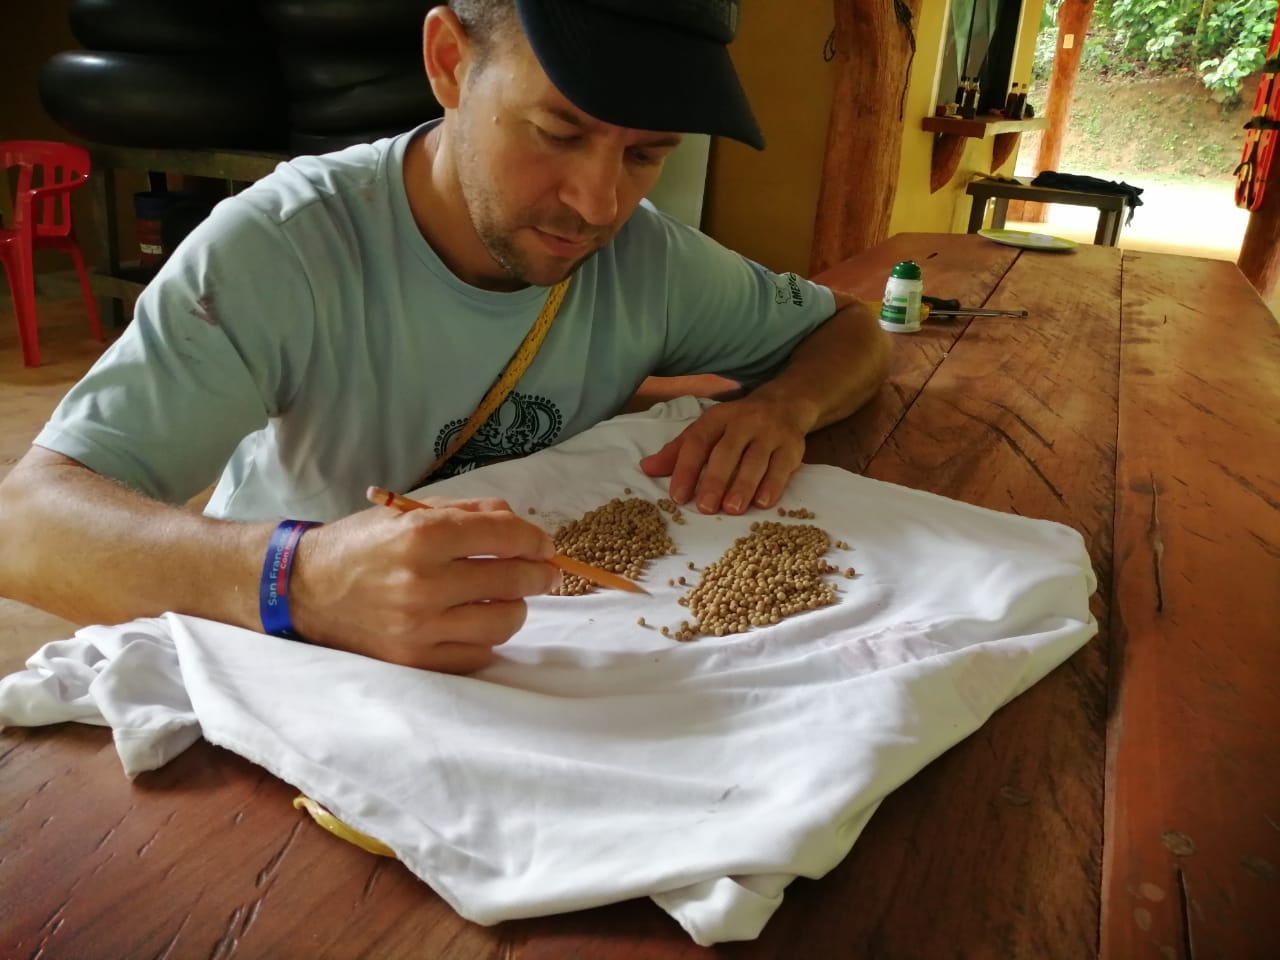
[559, 150, 621, 228]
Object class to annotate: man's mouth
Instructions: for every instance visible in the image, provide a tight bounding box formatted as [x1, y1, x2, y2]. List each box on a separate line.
[532, 228, 593, 258]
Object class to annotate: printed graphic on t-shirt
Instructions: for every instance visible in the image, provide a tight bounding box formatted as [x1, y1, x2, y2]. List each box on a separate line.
[771, 272, 807, 307]
[434, 392, 564, 479]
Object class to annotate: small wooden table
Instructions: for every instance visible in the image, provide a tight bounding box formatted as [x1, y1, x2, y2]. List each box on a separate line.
[86, 144, 288, 324]
[966, 177, 1129, 245]
[2, 234, 1276, 959]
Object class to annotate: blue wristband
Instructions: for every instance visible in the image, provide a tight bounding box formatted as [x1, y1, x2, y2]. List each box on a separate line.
[259, 520, 320, 639]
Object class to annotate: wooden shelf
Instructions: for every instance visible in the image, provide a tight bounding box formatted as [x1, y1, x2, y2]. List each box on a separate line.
[86, 144, 289, 324]
[922, 115, 1051, 194]
[87, 144, 287, 181]
[921, 115, 1050, 138]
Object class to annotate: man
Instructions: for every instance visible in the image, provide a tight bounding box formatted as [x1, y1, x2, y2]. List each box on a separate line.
[0, 0, 890, 673]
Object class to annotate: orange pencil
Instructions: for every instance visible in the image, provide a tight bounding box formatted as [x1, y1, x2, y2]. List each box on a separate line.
[366, 486, 649, 595]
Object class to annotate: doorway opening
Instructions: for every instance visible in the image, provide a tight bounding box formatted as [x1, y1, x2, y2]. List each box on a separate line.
[1009, 0, 1273, 269]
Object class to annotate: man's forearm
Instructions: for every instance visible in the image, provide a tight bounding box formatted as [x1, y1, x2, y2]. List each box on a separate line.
[0, 447, 270, 630]
[751, 297, 893, 433]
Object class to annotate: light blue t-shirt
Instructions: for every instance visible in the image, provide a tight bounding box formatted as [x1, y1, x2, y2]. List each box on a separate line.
[37, 125, 836, 522]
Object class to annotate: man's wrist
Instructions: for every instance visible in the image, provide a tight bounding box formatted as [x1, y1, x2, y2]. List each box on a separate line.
[748, 382, 822, 436]
[258, 520, 322, 639]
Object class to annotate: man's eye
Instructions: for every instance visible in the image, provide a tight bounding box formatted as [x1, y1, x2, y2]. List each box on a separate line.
[537, 126, 579, 145]
[627, 148, 662, 167]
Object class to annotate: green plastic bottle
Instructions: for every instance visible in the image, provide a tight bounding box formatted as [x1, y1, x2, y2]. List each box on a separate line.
[879, 260, 923, 333]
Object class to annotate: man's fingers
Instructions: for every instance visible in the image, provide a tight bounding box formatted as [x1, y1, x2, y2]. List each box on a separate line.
[435, 597, 532, 647]
[437, 556, 560, 605]
[689, 428, 753, 514]
[404, 508, 555, 561]
[667, 426, 720, 504]
[716, 440, 776, 515]
[380, 597, 531, 671]
[639, 438, 680, 478]
[749, 445, 803, 510]
[417, 496, 513, 514]
[403, 641, 499, 675]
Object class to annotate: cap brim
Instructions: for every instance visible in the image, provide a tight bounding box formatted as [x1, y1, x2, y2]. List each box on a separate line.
[514, 0, 765, 150]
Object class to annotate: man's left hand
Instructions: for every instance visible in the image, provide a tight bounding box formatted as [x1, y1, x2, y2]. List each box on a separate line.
[638, 395, 814, 515]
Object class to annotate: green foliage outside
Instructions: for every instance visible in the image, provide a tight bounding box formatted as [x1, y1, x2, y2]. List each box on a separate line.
[1034, 0, 1278, 105]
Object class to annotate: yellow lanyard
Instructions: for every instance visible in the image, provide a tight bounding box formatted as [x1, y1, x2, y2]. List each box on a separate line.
[413, 277, 571, 488]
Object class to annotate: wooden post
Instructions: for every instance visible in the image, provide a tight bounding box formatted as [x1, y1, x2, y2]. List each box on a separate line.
[809, 0, 921, 275]
[1013, 0, 1096, 224]
[1238, 174, 1280, 298]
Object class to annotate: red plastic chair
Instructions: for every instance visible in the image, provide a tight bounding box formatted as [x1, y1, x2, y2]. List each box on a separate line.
[1, 140, 103, 366]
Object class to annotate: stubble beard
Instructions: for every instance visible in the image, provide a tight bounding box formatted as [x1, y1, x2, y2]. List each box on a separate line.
[471, 187, 601, 287]
[455, 143, 603, 287]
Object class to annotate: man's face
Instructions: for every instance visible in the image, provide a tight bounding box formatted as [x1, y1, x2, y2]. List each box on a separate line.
[448, 31, 682, 288]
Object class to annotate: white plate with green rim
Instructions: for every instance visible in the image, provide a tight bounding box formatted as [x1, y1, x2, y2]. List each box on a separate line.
[978, 228, 1078, 252]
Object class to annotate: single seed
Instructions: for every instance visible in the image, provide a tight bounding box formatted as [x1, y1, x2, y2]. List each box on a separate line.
[637, 616, 647, 627]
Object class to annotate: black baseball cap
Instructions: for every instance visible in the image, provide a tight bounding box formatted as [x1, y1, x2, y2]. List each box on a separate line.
[512, 0, 765, 149]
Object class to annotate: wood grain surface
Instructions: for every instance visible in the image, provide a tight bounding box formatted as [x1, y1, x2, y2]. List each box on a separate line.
[829, 241, 1122, 959]
[807, 232, 1020, 473]
[1102, 252, 1280, 960]
[2, 235, 1275, 960]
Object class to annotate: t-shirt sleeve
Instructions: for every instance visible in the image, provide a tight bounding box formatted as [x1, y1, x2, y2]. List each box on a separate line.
[647, 209, 837, 385]
[34, 197, 317, 504]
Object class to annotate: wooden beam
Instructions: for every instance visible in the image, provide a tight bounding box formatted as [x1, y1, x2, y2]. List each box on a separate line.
[1016, 0, 1096, 224]
[810, 0, 922, 275]
[1237, 165, 1280, 297]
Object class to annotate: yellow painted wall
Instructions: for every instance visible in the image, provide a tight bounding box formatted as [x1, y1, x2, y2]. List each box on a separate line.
[889, 0, 1048, 236]
[703, 0, 1047, 272]
[701, 0, 835, 275]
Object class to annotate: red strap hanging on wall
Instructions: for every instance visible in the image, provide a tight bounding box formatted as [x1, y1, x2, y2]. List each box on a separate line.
[1235, 10, 1280, 211]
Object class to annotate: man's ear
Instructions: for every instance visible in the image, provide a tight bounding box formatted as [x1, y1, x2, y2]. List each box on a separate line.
[423, 6, 468, 110]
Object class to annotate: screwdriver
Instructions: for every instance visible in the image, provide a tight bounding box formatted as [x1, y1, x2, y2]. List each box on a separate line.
[923, 295, 1028, 318]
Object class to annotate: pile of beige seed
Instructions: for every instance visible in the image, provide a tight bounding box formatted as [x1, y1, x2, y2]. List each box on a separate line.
[662, 520, 850, 641]
[549, 497, 675, 595]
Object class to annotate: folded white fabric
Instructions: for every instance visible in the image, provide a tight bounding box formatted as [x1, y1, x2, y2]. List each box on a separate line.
[0, 398, 1098, 945]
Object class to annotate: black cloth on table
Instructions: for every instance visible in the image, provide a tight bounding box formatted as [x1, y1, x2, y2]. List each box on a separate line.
[1030, 171, 1144, 224]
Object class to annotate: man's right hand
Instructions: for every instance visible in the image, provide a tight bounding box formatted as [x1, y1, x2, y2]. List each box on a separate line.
[289, 497, 560, 674]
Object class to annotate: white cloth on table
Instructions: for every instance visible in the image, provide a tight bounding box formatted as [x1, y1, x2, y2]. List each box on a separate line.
[0, 397, 1098, 946]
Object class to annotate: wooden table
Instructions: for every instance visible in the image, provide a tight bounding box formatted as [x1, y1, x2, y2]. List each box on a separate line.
[2, 234, 1277, 959]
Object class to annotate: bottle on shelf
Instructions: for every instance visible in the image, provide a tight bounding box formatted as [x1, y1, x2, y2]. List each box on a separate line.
[1013, 83, 1028, 118]
[960, 78, 978, 119]
[1004, 83, 1020, 117]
